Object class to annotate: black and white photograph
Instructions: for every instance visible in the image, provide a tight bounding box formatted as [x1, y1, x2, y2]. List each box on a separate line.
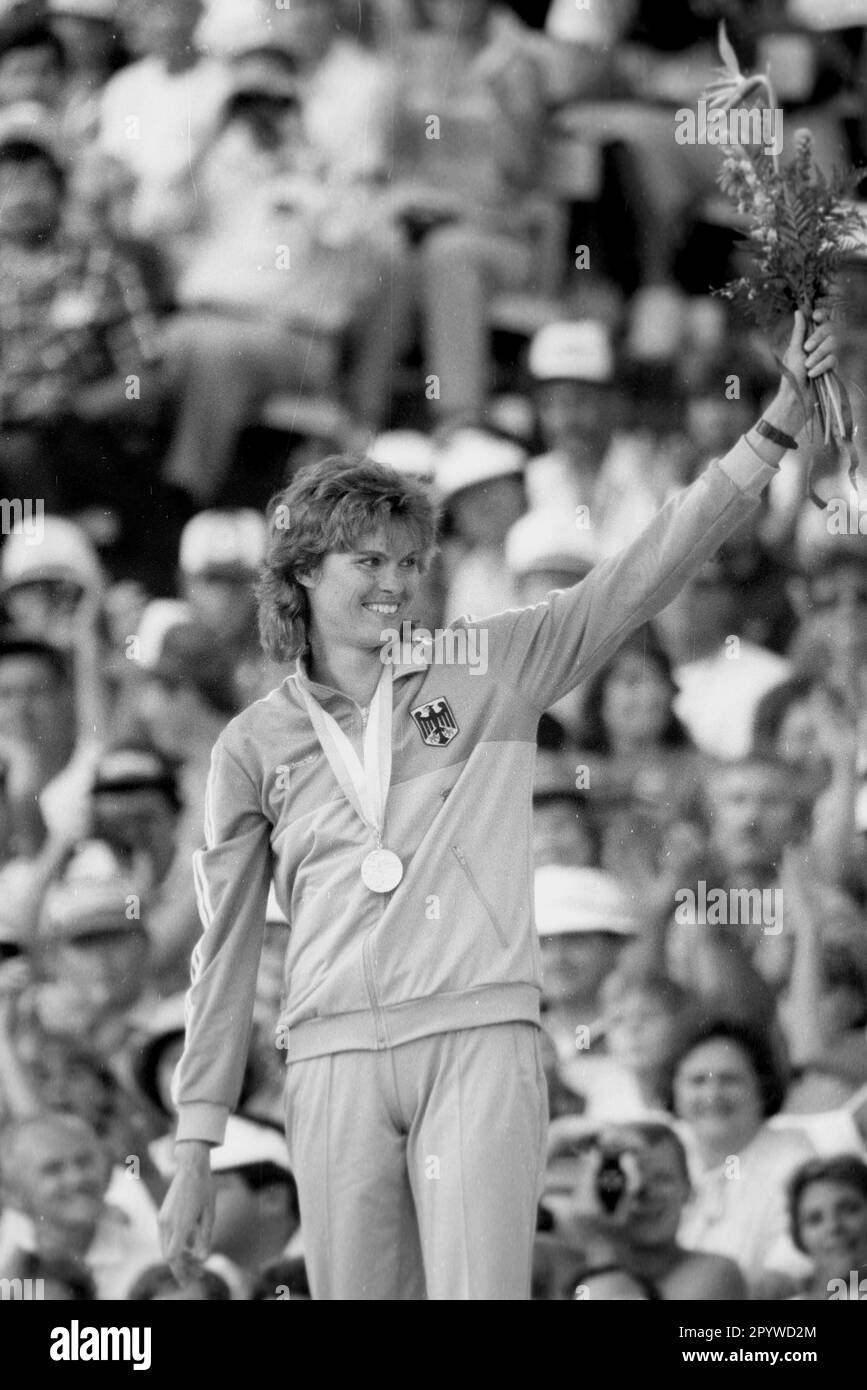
[0, 0, 865, 1348]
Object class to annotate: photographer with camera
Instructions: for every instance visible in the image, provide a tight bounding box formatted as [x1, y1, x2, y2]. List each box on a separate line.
[537, 1120, 746, 1301]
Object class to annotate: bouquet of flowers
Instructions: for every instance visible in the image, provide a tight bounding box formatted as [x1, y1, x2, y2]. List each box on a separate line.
[703, 25, 866, 499]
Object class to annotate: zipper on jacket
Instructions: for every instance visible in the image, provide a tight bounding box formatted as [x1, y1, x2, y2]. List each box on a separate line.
[361, 886, 392, 1048]
[451, 845, 509, 949]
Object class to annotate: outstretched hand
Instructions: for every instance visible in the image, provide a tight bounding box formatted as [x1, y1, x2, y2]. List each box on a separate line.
[780, 307, 838, 401]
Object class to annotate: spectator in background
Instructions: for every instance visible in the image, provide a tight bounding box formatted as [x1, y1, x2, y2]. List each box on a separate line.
[178, 509, 271, 705]
[153, 1115, 301, 1290]
[0, 104, 160, 514]
[127, 1260, 232, 1300]
[526, 321, 652, 557]
[393, 0, 548, 421]
[132, 620, 241, 986]
[788, 527, 867, 703]
[87, 741, 206, 997]
[0, 516, 105, 654]
[753, 680, 862, 893]
[48, 0, 121, 146]
[531, 753, 598, 872]
[160, 42, 406, 504]
[0, 637, 75, 855]
[199, 0, 396, 186]
[97, 0, 228, 260]
[0, 1111, 161, 1297]
[0, 18, 65, 106]
[678, 344, 776, 484]
[575, 623, 704, 881]
[776, 850, 867, 1119]
[656, 547, 792, 760]
[435, 427, 526, 622]
[662, 1017, 814, 1294]
[595, 971, 699, 1122]
[785, 1155, 867, 1301]
[506, 505, 596, 748]
[540, 1121, 746, 1301]
[683, 754, 811, 993]
[535, 862, 641, 1111]
[3, 1246, 97, 1297]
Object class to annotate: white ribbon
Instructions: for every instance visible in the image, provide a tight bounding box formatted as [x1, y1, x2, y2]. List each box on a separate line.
[298, 664, 394, 845]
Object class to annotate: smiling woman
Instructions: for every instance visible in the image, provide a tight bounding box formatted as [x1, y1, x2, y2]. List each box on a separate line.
[255, 455, 439, 696]
[159, 306, 843, 1301]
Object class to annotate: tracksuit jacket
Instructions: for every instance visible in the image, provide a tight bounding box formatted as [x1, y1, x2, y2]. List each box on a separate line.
[174, 437, 779, 1145]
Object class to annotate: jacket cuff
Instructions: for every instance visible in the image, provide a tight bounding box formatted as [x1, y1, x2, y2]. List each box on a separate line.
[175, 1102, 230, 1146]
[716, 436, 780, 497]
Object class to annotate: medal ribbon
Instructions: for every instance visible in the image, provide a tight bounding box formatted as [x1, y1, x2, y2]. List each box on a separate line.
[298, 663, 393, 845]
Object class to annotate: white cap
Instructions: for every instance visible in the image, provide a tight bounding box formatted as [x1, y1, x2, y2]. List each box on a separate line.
[134, 599, 193, 669]
[151, 1115, 292, 1179]
[369, 430, 436, 480]
[505, 508, 596, 578]
[197, 0, 305, 58]
[179, 509, 267, 577]
[0, 515, 103, 593]
[528, 321, 614, 384]
[534, 865, 642, 937]
[545, 0, 614, 43]
[48, 0, 117, 18]
[210, 1116, 292, 1174]
[434, 428, 526, 502]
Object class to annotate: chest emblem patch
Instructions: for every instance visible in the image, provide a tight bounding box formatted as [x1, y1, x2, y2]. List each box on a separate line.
[410, 696, 459, 748]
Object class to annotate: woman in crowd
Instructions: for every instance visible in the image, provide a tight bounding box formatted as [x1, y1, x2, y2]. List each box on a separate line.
[785, 1155, 867, 1301]
[575, 623, 706, 880]
[662, 1017, 815, 1293]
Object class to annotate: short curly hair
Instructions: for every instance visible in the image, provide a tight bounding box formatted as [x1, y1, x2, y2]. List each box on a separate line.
[256, 456, 439, 664]
[659, 1016, 788, 1119]
[787, 1154, 867, 1254]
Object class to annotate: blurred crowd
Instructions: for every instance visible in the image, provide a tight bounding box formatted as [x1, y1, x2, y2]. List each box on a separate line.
[0, 0, 866, 1301]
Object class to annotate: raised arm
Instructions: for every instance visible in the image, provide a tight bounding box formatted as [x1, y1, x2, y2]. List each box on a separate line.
[480, 312, 838, 712]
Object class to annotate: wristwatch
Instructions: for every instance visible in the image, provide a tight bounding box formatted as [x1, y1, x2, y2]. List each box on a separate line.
[754, 418, 798, 451]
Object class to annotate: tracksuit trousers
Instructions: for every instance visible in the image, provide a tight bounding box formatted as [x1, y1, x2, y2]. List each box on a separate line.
[282, 1021, 549, 1300]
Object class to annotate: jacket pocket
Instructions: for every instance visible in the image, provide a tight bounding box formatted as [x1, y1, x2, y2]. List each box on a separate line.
[451, 845, 509, 949]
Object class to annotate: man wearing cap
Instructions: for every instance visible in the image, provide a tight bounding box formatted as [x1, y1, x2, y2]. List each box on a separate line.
[178, 510, 275, 707]
[505, 505, 598, 750]
[0, 516, 104, 653]
[88, 740, 206, 996]
[160, 311, 839, 1300]
[527, 319, 668, 559]
[153, 1114, 300, 1288]
[435, 426, 527, 623]
[534, 863, 640, 1093]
